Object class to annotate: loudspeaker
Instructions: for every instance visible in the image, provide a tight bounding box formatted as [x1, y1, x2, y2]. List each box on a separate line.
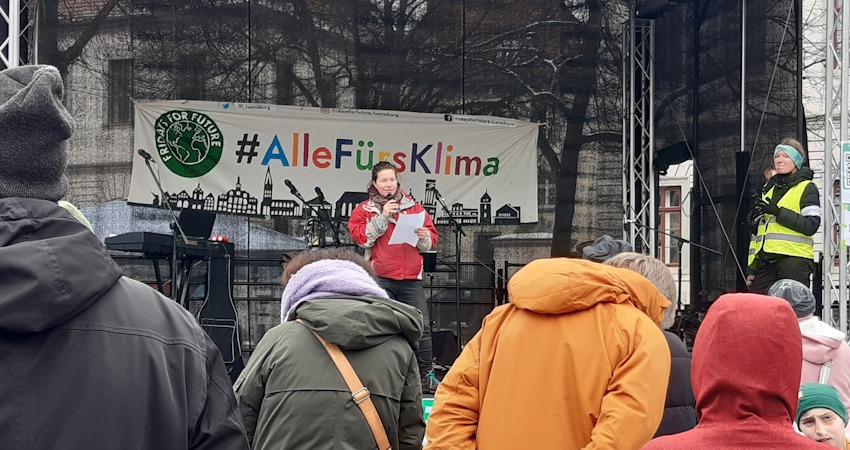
[178, 209, 216, 239]
[422, 251, 437, 273]
[432, 330, 458, 366]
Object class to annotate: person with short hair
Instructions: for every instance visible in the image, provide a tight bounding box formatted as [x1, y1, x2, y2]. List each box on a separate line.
[604, 253, 697, 437]
[747, 138, 820, 293]
[769, 278, 850, 430]
[797, 383, 850, 449]
[764, 166, 778, 183]
[0, 65, 248, 450]
[234, 248, 425, 450]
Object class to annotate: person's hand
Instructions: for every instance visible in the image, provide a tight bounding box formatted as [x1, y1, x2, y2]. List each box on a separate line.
[415, 227, 430, 239]
[383, 200, 399, 217]
[746, 274, 755, 286]
[754, 197, 780, 216]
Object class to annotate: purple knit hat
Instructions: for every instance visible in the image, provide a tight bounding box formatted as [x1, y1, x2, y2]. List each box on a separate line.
[280, 259, 389, 322]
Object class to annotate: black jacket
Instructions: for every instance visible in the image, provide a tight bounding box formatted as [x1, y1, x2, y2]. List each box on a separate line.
[655, 331, 698, 437]
[0, 198, 248, 450]
[759, 167, 821, 237]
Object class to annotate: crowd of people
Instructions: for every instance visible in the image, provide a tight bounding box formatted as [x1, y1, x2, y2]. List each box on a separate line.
[2, 63, 846, 449]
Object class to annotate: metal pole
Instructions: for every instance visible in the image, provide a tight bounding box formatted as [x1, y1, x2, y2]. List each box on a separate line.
[626, 14, 638, 249]
[622, 16, 630, 241]
[455, 227, 462, 355]
[690, 2, 702, 309]
[648, 20, 657, 258]
[823, 0, 835, 325]
[795, 0, 805, 143]
[840, 0, 849, 333]
[3, 0, 22, 69]
[741, 0, 746, 156]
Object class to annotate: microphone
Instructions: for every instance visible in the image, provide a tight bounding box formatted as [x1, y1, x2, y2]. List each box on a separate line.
[138, 149, 153, 161]
[284, 179, 299, 195]
[748, 188, 761, 200]
[428, 186, 445, 202]
[384, 192, 397, 217]
[315, 186, 325, 201]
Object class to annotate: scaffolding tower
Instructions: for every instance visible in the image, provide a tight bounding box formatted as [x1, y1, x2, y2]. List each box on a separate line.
[1, 0, 30, 69]
[623, 16, 659, 258]
[822, 0, 850, 332]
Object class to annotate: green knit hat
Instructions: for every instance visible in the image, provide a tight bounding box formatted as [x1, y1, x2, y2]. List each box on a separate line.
[796, 383, 848, 427]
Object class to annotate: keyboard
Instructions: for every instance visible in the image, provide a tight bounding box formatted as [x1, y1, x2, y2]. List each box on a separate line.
[105, 232, 232, 258]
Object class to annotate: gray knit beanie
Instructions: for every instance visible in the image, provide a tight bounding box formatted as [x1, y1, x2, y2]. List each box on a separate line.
[582, 235, 633, 263]
[0, 65, 74, 201]
[767, 279, 815, 318]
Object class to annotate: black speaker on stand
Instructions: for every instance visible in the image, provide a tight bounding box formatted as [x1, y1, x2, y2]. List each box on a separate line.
[423, 251, 458, 369]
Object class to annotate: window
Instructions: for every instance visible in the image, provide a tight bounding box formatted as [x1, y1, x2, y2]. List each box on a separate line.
[275, 62, 295, 105]
[660, 186, 682, 266]
[107, 59, 133, 124]
[538, 178, 556, 208]
[177, 54, 206, 100]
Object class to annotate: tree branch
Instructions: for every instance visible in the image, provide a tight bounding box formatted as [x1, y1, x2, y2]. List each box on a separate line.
[61, 0, 123, 71]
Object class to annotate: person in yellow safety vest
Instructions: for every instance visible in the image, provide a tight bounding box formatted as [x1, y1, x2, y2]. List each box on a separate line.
[747, 138, 820, 294]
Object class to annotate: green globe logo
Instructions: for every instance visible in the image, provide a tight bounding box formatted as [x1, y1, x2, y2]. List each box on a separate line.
[154, 110, 223, 178]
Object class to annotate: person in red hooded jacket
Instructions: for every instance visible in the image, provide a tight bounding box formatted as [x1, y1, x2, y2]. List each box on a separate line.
[348, 161, 438, 391]
[642, 294, 829, 450]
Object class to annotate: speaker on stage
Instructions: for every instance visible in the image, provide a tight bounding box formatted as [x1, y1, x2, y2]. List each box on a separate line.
[432, 330, 459, 366]
[422, 251, 437, 273]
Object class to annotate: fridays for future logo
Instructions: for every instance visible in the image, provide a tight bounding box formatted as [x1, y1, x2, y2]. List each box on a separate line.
[154, 110, 223, 178]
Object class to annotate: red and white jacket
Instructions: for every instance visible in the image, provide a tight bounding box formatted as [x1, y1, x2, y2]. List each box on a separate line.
[348, 193, 438, 280]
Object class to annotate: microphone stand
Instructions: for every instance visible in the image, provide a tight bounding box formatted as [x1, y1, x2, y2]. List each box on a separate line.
[287, 183, 342, 247]
[629, 220, 720, 314]
[317, 202, 341, 246]
[432, 187, 466, 355]
[140, 151, 189, 303]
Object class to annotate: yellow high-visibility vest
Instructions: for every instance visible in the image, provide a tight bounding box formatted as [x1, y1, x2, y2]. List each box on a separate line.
[748, 180, 814, 266]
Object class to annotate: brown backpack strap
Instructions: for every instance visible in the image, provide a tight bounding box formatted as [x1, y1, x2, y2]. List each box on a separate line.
[296, 319, 392, 450]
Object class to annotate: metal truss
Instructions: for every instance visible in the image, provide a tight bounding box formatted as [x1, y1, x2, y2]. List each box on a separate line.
[1, 0, 31, 69]
[623, 17, 658, 258]
[822, 0, 850, 332]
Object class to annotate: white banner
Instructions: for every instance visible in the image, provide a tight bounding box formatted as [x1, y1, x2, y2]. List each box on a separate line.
[129, 100, 539, 224]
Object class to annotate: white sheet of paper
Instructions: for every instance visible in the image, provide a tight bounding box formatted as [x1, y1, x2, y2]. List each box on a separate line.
[388, 211, 425, 247]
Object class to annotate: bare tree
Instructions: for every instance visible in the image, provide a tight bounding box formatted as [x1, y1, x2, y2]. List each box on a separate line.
[35, 0, 123, 76]
[458, 0, 626, 256]
[49, 0, 633, 257]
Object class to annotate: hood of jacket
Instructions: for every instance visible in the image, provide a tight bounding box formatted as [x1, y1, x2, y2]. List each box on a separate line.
[800, 316, 845, 364]
[507, 257, 670, 324]
[0, 198, 123, 333]
[293, 295, 423, 350]
[692, 293, 802, 426]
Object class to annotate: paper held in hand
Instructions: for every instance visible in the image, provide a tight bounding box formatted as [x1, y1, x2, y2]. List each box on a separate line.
[388, 211, 425, 247]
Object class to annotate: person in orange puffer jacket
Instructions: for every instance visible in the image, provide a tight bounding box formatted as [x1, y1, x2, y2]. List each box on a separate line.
[424, 257, 671, 449]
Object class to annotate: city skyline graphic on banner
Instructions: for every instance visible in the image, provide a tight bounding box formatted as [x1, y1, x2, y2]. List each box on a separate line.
[142, 168, 521, 225]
